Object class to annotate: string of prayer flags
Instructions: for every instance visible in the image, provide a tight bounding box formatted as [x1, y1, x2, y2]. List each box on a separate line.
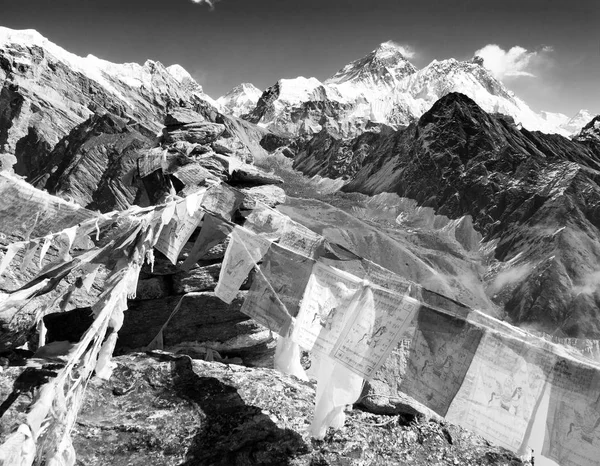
[331, 287, 419, 379]
[136, 147, 166, 178]
[278, 219, 326, 259]
[155, 199, 205, 264]
[181, 213, 233, 271]
[311, 354, 364, 440]
[542, 357, 600, 466]
[291, 262, 364, 355]
[274, 336, 309, 381]
[399, 308, 484, 416]
[20, 240, 40, 273]
[239, 242, 314, 336]
[215, 226, 270, 304]
[201, 182, 244, 221]
[171, 163, 219, 187]
[289, 261, 418, 379]
[244, 202, 288, 240]
[0, 242, 24, 276]
[361, 258, 413, 296]
[0, 172, 97, 241]
[445, 331, 554, 454]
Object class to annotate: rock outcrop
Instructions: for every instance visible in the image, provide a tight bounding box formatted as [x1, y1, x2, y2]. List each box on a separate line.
[30, 112, 155, 212]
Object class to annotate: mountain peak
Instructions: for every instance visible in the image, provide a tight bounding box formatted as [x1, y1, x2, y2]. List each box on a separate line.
[471, 55, 485, 66]
[0, 26, 46, 47]
[373, 40, 411, 59]
[326, 42, 417, 90]
[217, 82, 263, 117]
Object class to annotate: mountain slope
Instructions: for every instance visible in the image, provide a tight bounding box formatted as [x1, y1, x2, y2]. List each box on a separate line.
[0, 27, 217, 178]
[293, 92, 600, 338]
[561, 109, 596, 135]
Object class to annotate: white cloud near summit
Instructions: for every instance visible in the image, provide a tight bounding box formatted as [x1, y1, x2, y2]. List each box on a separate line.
[191, 0, 220, 9]
[474, 44, 553, 80]
[391, 42, 416, 59]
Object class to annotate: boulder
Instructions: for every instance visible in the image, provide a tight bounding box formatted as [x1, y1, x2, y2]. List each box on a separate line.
[135, 276, 170, 300]
[163, 122, 226, 145]
[117, 292, 267, 354]
[33, 112, 154, 212]
[230, 163, 284, 186]
[240, 184, 287, 209]
[164, 108, 205, 127]
[172, 263, 221, 294]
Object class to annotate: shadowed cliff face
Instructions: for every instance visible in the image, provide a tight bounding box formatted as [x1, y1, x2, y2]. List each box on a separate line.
[294, 93, 600, 338]
[30, 112, 155, 212]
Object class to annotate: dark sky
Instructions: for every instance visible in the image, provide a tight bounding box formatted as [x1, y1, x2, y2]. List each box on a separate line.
[2, 0, 599, 115]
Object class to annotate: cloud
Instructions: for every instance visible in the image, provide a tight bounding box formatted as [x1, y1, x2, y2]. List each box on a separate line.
[383, 40, 416, 59]
[487, 263, 533, 295]
[573, 270, 600, 295]
[473, 44, 553, 80]
[190, 0, 220, 9]
[394, 43, 416, 59]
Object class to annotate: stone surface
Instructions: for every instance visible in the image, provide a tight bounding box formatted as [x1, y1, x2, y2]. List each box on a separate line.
[172, 263, 221, 294]
[231, 162, 284, 186]
[135, 276, 170, 300]
[164, 107, 205, 127]
[33, 112, 153, 212]
[163, 122, 226, 145]
[0, 352, 531, 466]
[240, 184, 287, 209]
[118, 292, 261, 352]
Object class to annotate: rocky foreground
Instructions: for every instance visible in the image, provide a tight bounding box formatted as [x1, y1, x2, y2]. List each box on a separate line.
[0, 352, 528, 466]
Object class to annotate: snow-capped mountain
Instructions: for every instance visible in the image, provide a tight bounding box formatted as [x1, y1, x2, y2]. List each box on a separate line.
[574, 115, 600, 144]
[560, 109, 596, 135]
[244, 41, 591, 138]
[540, 110, 569, 128]
[326, 40, 417, 95]
[0, 27, 217, 176]
[217, 83, 262, 117]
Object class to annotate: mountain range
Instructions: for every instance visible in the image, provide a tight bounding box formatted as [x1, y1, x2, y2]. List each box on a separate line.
[237, 41, 592, 138]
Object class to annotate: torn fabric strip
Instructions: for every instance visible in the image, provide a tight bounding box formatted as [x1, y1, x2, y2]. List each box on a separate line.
[215, 226, 270, 304]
